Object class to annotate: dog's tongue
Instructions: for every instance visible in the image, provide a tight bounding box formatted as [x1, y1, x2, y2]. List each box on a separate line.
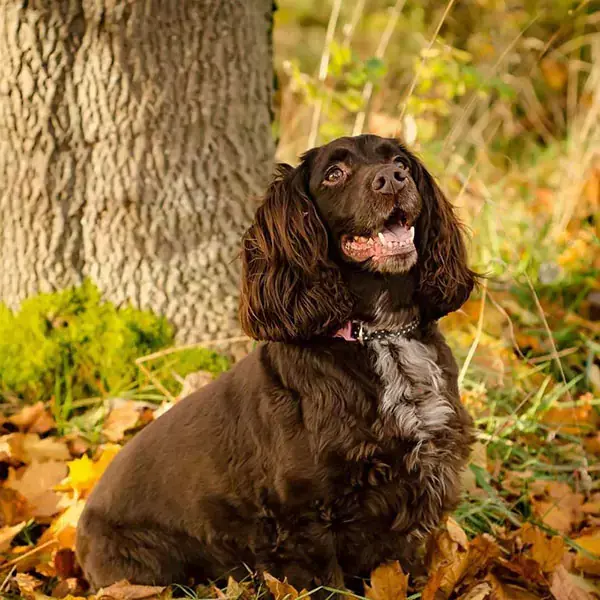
[380, 222, 413, 243]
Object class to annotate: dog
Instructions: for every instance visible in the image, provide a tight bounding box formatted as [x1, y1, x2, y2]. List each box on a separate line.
[76, 134, 476, 592]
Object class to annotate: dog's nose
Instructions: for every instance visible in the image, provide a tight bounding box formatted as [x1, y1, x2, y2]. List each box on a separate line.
[371, 165, 407, 195]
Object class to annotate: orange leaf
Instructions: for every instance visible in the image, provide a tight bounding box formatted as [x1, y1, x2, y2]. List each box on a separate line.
[365, 561, 408, 600]
[573, 532, 600, 576]
[0, 521, 26, 553]
[263, 573, 304, 600]
[518, 523, 565, 573]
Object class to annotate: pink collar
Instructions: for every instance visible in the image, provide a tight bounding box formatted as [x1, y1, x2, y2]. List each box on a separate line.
[333, 318, 420, 344]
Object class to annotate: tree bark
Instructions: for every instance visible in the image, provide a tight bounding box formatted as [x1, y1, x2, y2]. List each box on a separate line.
[0, 0, 274, 341]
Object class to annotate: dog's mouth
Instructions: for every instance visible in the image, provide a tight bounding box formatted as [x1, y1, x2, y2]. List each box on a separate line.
[341, 207, 416, 263]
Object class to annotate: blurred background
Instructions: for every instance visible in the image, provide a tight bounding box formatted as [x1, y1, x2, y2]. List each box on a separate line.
[0, 1, 599, 598]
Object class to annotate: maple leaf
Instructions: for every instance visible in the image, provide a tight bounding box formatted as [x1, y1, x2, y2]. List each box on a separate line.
[365, 561, 408, 600]
[264, 573, 306, 600]
[58, 444, 121, 497]
[517, 523, 565, 573]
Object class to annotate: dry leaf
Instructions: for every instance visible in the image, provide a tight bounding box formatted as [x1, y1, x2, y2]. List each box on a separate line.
[425, 522, 470, 599]
[365, 561, 408, 600]
[463, 534, 501, 579]
[5, 460, 68, 518]
[532, 481, 584, 534]
[97, 580, 166, 600]
[9, 402, 55, 434]
[103, 402, 140, 442]
[0, 433, 71, 465]
[550, 564, 593, 600]
[573, 532, 600, 575]
[486, 574, 541, 600]
[0, 487, 29, 526]
[456, 582, 492, 600]
[0, 520, 26, 552]
[264, 573, 304, 600]
[51, 577, 87, 598]
[541, 401, 598, 436]
[518, 522, 565, 572]
[446, 517, 469, 550]
[14, 572, 44, 598]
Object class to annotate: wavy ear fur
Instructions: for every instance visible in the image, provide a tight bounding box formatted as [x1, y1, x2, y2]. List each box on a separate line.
[413, 162, 476, 322]
[239, 163, 353, 342]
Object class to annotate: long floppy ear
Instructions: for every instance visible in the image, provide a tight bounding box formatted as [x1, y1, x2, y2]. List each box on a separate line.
[239, 163, 353, 342]
[413, 162, 477, 322]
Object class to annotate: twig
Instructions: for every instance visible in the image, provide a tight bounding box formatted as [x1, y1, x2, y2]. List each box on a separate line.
[0, 567, 15, 593]
[458, 279, 488, 388]
[398, 0, 456, 123]
[353, 0, 406, 135]
[0, 540, 57, 572]
[135, 336, 250, 402]
[307, 0, 343, 149]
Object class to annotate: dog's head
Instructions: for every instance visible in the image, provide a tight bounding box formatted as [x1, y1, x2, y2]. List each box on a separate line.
[240, 134, 475, 342]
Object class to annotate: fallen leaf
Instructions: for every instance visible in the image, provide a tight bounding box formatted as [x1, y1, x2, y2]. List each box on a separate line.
[0, 433, 70, 465]
[9, 402, 55, 434]
[58, 444, 120, 497]
[103, 402, 140, 442]
[464, 534, 501, 579]
[486, 574, 542, 600]
[424, 522, 470, 599]
[518, 522, 566, 572]
[550, 564, 593, 600]
[226, 576, 252, 600]
[542, 401, 598, 436]
[0, 487, 29, 526]
[446, 517, 469, 550]
[54, 548, 80, 579]
[532, 481, 584, 534]
[456, 582, 492, 600]
[573, 532, 600, 576]
[97, 579, 166, 600]
[14, 572, 44, 598]
[5, 460, 68, 518]
[0, 521, 26, 552]
[264, 573, 304, 600]
[365, 561, 408, 600]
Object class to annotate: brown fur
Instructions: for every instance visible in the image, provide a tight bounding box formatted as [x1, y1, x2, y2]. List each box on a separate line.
[76, 135, 476, 592]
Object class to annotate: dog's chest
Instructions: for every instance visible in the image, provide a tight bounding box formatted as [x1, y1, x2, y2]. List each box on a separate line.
[370, 337, 455, 441]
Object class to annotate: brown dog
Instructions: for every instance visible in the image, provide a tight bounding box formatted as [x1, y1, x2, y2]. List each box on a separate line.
[76, 134, 476, 592]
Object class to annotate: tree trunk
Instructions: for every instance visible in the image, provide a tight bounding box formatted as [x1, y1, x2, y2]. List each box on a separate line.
[0, 0, 274, 341]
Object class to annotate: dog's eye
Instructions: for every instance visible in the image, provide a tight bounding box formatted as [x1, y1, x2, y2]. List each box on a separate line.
[325, 167, 344, 183]
[393, 156, 408, 170]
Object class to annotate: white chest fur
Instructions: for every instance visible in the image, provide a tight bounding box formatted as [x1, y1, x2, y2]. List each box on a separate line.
[371, 338, 455, 441]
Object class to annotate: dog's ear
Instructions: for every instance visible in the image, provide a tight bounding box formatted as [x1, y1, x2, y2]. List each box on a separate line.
[239, 162, 353, 342]
[412, 161, 476, 321]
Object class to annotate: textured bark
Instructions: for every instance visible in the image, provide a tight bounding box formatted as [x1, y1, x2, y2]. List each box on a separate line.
[0, 0, 274, 341]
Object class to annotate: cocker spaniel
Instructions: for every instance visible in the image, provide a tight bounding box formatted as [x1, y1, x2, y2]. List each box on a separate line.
[76, 134, 476, 592]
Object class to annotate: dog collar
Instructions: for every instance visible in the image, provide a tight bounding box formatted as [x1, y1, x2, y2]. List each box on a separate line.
[334, 317, 420, 344]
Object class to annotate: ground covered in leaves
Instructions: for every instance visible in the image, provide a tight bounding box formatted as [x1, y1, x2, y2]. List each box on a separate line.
[0, 269, 600, 600]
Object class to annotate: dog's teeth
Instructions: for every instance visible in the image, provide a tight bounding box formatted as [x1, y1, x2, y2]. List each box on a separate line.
[366, 238, 374, 246]
[377, 232, 386, 244]
[409, 226, 415, 241]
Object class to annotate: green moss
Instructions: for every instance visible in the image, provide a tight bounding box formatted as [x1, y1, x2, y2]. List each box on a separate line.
[0, 280, 230, 406]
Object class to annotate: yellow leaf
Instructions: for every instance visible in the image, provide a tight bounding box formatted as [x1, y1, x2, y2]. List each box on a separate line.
[59, 444, 120, 497]
[263, 573, 304, 600]
[574, 532, 600, 576]
[365, 561, 408, 600]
